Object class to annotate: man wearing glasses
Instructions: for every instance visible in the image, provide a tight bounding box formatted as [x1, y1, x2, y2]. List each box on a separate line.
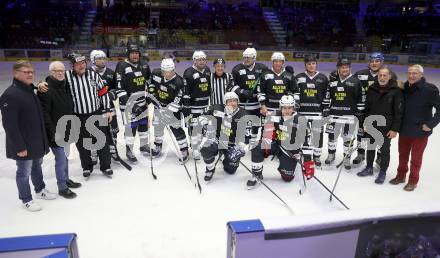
[389, 64, 440, 191]
[38, 61, 82, 199]
[0, 60, 56, 212]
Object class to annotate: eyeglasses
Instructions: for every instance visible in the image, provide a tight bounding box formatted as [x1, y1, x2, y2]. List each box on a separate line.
[17, 70, 34, 75]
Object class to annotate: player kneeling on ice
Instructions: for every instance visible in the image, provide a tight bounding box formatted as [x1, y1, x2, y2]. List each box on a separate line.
[199, 92, 254, 182]
[247, 95, 314, 189]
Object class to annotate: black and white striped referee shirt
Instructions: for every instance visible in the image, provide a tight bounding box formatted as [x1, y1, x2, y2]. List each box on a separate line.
[210, 72, 235, 105]
[65, 69, 111, 115]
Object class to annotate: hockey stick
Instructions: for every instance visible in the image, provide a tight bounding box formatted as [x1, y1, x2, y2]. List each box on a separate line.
[165, 125, 193, 183]
[107, 124, 132, 171]
[299, 153, 307, 195]
[145, 93, 194, 184]
[218, 141, 293, 213]
[239, 159, 294, 214]
[294, 151, 350, 210]
[148, 104, 157, 180]
[330, 139, 359, 202]
[184, 113, 202, 194]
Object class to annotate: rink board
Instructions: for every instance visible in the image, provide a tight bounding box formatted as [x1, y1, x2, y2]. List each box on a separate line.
[227, 209, 440, 258]
[0, 233, 78, 258]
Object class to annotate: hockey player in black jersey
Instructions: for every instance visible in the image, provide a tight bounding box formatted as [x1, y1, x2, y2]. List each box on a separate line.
[182, 51, 211, 161]
[295, 55, 329, 168]
[146, 58, 189, 163]
[352, 52, 397, 167]
[324, 58, 365, 170]
[230, 48, 268, 142]
[114, 44, 151, 163]
[89, 50, 119, 162]
[248, 95, 314, 188]
[199, 92, 253, 182]
[257, 52, 298, 116]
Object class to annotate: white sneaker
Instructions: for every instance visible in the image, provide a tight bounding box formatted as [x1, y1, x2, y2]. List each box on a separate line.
[35, 188, 57, 200]
[22, 200, 42, 212]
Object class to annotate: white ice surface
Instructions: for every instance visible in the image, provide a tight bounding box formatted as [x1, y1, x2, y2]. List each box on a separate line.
[0, 61, 439, 258]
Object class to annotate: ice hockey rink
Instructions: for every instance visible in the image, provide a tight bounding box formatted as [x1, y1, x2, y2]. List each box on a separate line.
[0, 60, 439, 258]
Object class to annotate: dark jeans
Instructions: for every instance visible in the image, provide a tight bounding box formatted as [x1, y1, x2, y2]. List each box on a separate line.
[51, 147, 69, 191]
[16, 158, 45, 203]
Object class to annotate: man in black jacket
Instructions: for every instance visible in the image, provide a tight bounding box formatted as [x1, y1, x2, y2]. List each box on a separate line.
[390, 65, 440, 191]
[357, 66, 403, 184]
[0, 60, 56, 212]
[38, 61, 81, 199]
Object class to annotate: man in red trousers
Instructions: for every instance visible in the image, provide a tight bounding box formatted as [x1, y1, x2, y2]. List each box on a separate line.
[390, 64, 440, 191]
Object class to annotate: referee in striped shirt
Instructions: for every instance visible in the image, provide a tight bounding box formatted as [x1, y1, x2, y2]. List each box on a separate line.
[210, 58, 235, 105]
[65, 53, 113, 178]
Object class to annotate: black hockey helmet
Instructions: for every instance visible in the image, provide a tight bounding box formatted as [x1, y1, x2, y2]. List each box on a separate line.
[126, 44, 140, 56]
[304, 55, 318, 64]
[213, 58, 226, 66]
[67, 52, 86, 64]
[337, 58, 351, 67]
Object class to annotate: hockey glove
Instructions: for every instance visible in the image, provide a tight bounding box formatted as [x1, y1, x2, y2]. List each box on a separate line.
[303, 160, 315, 180]
[238, 89, 253, 99]
[228, 145, 246, 163]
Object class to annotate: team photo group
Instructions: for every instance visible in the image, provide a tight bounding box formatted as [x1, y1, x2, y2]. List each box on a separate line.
[1, 45, 440, 212]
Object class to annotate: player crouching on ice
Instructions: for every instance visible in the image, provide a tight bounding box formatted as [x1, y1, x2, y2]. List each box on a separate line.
[247, 95, 315, 189]
[199, 92, 254, 182]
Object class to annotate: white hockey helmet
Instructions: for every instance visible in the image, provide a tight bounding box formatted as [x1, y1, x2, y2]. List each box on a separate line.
[90, 50, 106, 65]
[280, 95, 295, 108]
[161, 58, 175, 72]
[192, 50, 207, 61]
[271, 52, 285, 62]
[224, 91, 239, 105]
[243, 48, 257, 59]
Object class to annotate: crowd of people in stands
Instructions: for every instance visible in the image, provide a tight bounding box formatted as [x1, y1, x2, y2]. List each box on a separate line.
[278, 2, 357, 50]
[1, 0, 439, 51]
[0, 0, 86, 49]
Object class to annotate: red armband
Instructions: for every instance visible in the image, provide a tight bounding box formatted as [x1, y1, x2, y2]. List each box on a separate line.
[98, 86, 109, 97]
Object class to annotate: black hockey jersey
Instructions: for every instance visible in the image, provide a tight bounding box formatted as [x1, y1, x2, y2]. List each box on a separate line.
[183, 66, 211, 115]
[263, 110, 313, 157]
[295, 71, 329, 119]
[147, 68, 185, 113]
[257, 69, 298, 111]
[326, 74, 364, 121]
[230, 63, 268, 111]
[92, 67, 116, 90]
[201, 104, 252, 147]
[91, 66, 116, 110]
[115, 60, 151, 108]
